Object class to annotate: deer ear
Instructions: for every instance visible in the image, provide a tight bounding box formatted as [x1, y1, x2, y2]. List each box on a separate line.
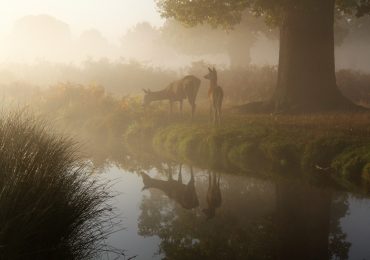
[208, 67, 212, 72]
[142, 88, 147, 93]
[213, 67, 216, 73]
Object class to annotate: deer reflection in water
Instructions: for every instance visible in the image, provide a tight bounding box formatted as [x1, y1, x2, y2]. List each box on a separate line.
[203, 171, 222, 220]
[141, 166, 223, 219]
[141, 165, 199, 210]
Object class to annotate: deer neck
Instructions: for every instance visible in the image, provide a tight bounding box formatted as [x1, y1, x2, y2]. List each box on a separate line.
[209, 79, 217, 90]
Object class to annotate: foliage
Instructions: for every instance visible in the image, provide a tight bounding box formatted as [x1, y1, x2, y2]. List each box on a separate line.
[156, 0, 370, 29]
[0, 59, 177, 95]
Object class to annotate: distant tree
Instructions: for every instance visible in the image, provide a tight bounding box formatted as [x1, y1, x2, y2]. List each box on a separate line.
[161, 13, 276, 68]
[121, 22, 176, 64]
[10, 15, 72, 61]
[156, 0, 370, 112]
[77, 29, 114, 59]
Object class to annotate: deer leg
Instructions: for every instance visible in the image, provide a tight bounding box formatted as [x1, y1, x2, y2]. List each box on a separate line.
[218, 100, 222, 125]
[179, 100, 183, 114]
[217, 107, 220, 125]
[213, 172, 217, 187]
[178, 165, 183, 184]
[190, 166, 194, 180]
[169, 101, 173, 114]
[186, 166, 195, 186]
[188, 97, 195, 119]
[168, 165, 173, 181]
[218, 108, 222, 125]
[191, 103, 196, 120]
[214, 107, 218, 125]
[213, 104, 217, 125]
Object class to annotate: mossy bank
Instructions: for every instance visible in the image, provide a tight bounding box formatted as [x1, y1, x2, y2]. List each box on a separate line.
[124, 113, 370, 191]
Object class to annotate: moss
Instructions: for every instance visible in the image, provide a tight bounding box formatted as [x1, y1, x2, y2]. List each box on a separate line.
[332, 146, 370, 182]
[362, 163, 370, 183]
[123, 117, 370, 190]
[260, 138, 302, 169]
[228, 140, 267, 172]
[302, 136, 356, 169]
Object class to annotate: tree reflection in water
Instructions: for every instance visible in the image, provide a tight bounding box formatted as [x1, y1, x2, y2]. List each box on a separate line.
[138, 165, 350, 260]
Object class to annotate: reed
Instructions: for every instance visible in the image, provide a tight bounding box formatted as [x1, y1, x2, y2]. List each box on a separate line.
[0, 112, 113, 260]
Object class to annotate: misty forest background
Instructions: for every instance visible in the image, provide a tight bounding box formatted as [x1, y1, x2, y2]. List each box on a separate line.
[1, 13, 370, 108]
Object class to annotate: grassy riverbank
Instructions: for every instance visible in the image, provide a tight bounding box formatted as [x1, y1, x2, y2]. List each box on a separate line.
[124, 113, 370, 190]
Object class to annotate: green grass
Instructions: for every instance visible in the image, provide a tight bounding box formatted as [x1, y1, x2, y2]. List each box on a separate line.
[124, 112, 370, 189]
[0, 112, 113, 260]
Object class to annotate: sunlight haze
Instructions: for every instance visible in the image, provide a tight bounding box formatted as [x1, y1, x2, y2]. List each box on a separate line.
[1, 0, 163, 42]
[2, 1, 370, 259]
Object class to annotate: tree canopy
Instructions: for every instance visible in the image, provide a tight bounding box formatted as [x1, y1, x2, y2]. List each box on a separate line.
[156, 0, 370, 29]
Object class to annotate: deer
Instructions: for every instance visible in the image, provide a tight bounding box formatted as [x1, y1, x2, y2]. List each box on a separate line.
[202, 171, 222, 220]
[143, 75, 201, 119]
[204, 67, 223, 125]
[141, 165, 199, 210]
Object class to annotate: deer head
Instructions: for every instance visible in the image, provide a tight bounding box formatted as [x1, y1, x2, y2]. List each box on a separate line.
[204, 67, 217, 81]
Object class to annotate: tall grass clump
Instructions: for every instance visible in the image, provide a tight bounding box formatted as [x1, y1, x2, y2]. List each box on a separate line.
[0, 112, 113, 260]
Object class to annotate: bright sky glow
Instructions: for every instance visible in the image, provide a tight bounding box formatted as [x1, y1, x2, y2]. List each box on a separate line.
[0, 0, 164, 41]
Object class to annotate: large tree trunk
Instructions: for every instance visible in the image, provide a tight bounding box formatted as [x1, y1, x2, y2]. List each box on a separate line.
[271, 0, 356, 112]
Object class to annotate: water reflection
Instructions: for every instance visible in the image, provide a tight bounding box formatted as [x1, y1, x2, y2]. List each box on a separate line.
[141, 165, 199, 210]
[136, 165, 351, 259]
[203, 171, 222, 219]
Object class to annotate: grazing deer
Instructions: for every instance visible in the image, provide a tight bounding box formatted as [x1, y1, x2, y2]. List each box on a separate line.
[202, 171, 222, 220]
[143, 75, 201, 119]
[141, 165, 199, 210]
[204, 67, 223, 125]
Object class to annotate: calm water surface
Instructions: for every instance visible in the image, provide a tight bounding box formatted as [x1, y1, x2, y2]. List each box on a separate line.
[101, 165, 370, 260]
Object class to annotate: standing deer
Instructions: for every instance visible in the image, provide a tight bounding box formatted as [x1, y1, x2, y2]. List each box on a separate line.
[141, 165, 199, 210]
[143, 75, 200, 119]
[202, 171, 222, 219]
[204, 67, 223, 125]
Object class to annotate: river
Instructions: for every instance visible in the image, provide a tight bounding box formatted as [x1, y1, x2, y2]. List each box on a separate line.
[99, 163, 370, 260]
